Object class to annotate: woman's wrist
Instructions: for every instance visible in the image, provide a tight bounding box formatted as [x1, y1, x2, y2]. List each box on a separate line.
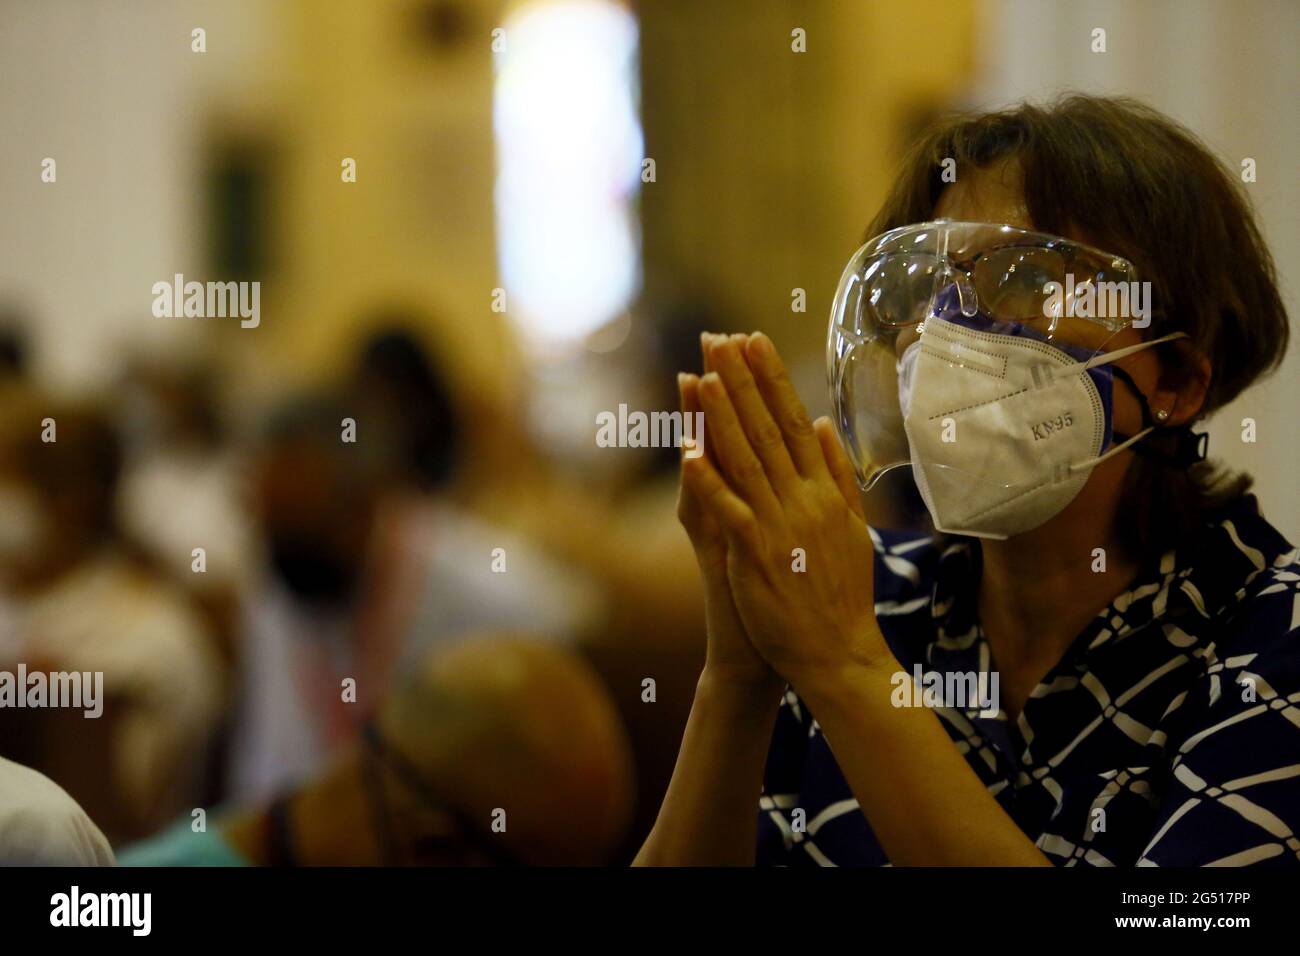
[786, 631, 900, 716]
[697, 662, 787, 703]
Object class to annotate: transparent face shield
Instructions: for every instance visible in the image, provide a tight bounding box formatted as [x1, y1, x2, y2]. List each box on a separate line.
[827, 220, 1174, 538]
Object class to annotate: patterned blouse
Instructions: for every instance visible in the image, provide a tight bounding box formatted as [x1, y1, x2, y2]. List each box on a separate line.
[756, 495, 1300, 866]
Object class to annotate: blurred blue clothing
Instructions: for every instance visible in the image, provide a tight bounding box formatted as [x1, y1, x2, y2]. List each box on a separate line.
[118, 817, 248, 867]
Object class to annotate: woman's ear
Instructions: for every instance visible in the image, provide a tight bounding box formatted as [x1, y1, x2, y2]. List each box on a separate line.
[1152, 341, 1212, 427]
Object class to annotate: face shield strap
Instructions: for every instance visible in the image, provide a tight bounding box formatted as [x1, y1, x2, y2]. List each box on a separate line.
[1109, 364, 1209, 469]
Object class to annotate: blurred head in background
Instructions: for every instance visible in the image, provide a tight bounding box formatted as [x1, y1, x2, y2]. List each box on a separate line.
[361, 636, 634, 865]
[126, 635, 635, 866]
[349, 318, 463, 493]
[252, 394, 402, 608]
[118, 358, 226, 457]
[0, 390, 122, 594]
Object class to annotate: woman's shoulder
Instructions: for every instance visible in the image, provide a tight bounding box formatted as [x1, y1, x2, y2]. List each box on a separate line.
[1141, 543, 1300, 867]
[1222, 549, 1300, 646]
[1154, 496, 1298, 734]
[1190, 496, 1298, 656]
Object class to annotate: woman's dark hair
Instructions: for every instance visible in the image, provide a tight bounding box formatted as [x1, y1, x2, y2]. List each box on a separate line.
[868, 94, 1289, 554]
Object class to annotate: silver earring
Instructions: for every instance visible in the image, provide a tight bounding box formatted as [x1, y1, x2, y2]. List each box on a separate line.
[1155, 409, 1170, 422]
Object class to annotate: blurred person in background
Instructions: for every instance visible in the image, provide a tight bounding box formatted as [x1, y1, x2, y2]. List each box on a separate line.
[227, 361, 598, 803]
[0, 387, 224, 843]
[344, 318, 603, 656]
[123, 636, 633, 865]
[225, 392, 405, 802]
[115, 358, 255, 680]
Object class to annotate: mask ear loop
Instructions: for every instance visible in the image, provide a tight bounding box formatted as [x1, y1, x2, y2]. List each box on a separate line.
[1067, 425, 1154, 474]
[1059, 331, 1209, 474]
[1108, 364, 1159, 437]
[1108, 363, 1210, 468]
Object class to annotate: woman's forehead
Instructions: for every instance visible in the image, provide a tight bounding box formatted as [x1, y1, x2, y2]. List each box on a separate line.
[934, 163, 1033, 230]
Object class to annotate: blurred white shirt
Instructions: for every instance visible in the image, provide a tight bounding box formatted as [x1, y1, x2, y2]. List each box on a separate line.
[0, 756, 115, 866]
[226, 498, 603, 803]
[117, 448, 255, 589]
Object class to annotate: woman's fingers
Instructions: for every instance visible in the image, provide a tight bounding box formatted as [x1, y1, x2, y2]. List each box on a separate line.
[699, 331, 719, 376]
[680, 439, 763, 553]
[697, 370, 783, 524]
[677, 372, 707, 463]
[744, 333, 829, 481]
[815, 416, 865, 520]
[705, 334, 801, 496]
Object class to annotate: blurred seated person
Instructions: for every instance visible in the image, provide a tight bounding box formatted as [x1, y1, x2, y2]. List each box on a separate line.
[0, 387, 223, 841]
[115, 358, 255, 679]
[121, 636, 633, 865]
[226, 390, 599, 803]
[349, 323, 602, 640]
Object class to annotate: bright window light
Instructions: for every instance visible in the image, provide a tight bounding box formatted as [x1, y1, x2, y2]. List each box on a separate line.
[493, 0, 643, 354]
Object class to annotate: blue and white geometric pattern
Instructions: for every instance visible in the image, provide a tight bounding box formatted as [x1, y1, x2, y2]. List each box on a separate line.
[756, 495, 1300, 867]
